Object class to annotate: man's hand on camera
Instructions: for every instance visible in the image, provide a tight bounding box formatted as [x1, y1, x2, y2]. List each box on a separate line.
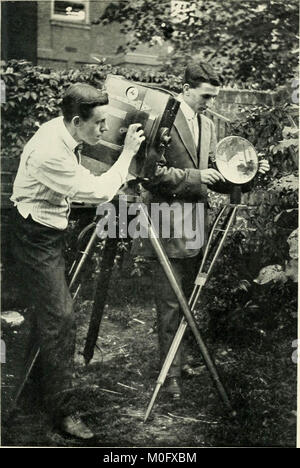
[200, 168, 226, 185]
[123, 123, 145, 158]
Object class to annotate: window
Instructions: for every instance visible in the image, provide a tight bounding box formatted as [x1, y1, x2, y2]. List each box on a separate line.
[51, 1, 89, 23]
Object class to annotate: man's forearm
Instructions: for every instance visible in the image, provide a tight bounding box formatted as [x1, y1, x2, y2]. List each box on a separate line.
[71, 150, 134, 203]
[110, 149, 135, 186]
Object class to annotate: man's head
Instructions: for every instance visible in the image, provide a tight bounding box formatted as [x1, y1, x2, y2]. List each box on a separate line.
[182, 62, 221, 114]
[61, 83, 109, 145]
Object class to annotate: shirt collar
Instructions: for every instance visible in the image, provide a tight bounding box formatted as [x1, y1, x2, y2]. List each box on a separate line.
[57, 116, 79, 152]
[177, 93, 197, 121]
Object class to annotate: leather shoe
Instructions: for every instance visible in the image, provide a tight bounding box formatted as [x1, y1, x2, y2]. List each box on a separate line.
[60, 415, 94, 439]
[165, 377, 181, 400]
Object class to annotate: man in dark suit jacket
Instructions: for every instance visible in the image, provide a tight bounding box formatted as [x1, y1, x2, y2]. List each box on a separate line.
[133, 62, 226, 399]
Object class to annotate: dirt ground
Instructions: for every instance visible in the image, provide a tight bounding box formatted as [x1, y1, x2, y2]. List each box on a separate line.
[1, 294, 297, 447]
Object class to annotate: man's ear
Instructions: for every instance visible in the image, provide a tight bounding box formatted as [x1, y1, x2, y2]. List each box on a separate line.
[183, 83, 190, 94]
[71, 116, 81, 127]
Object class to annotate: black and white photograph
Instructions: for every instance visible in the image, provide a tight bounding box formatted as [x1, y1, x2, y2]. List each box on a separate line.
[0, 0, 298, 450]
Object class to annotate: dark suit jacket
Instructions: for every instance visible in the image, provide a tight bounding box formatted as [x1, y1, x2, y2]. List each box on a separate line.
[132, 107, 217, 258]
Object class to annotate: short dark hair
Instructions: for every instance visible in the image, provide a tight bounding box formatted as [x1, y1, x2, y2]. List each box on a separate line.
[184, 62, 222, 88]
[61, 83, 109, 122]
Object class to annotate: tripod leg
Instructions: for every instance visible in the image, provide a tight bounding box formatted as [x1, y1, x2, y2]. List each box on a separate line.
[144, 206, 241, 420]
[139, 204, 233, 418]
[9, 343, 40, 414]
[144, 317, 187, 422]
[69, 229, 98, 291]
[83, 236, 119, 365]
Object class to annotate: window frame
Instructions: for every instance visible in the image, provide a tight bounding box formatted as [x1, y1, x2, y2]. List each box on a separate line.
[51, 0, 90, 24]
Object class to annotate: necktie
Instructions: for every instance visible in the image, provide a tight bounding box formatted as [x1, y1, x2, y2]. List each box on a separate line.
[190, 114, 199, 147]
[195, 114, 202, 166]
[74, 143, 83, 164]
[196, 113, 201, 154]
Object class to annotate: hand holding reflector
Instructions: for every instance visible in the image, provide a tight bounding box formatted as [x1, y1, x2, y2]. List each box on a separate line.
[215, 136, 259, 185]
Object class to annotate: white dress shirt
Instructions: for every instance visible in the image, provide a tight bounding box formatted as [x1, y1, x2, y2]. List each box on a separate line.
[177, 94, 199, 146]
[11, 116, 131, 230]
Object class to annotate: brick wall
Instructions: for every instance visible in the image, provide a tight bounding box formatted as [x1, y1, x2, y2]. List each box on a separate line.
[37, 1, 164, 69]
[216, 88, 273, 118]
[209, 88, 274, 140]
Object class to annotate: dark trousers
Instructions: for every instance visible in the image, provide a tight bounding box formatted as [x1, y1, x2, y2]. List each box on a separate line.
[153, 254, 201, 378]
[10, 209, 76, 422]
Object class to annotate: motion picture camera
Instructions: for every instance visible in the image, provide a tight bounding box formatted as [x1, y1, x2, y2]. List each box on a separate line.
[81, 74, 180, 181]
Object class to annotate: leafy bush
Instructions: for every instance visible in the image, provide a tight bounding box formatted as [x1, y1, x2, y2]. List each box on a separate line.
[203, 89, 298, 343]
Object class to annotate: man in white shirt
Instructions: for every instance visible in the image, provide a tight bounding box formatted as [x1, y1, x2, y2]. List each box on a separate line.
[11, 83, 144, 439]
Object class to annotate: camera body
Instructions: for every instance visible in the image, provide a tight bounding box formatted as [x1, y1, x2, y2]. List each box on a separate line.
[81, 75, 180, 180]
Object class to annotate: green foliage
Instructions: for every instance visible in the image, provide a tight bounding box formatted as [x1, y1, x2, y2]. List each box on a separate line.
[230, 102, 299, 178]
[98, 0, 299, 89]
[204, 91, 298, 343]
[227, 93, 298, 262]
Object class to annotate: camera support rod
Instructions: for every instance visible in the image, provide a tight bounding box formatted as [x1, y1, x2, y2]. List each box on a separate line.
[83, 236, 119, 365]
